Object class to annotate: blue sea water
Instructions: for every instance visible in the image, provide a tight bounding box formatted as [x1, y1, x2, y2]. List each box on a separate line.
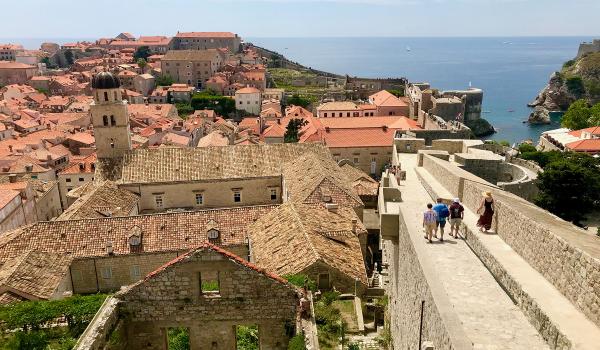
[249, 37, 593, 143]
[4, 36, 592, 143]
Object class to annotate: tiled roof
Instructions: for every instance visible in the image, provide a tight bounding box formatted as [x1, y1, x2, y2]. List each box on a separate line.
[236, 87, 260, 94]
[60, 153, 97, 175]
[283, 153, 363, 208]
[565, 139, 600, 152]
[175, 32, 236, 38]
[323, 128, 397, 148]
[197, 130, 229, 147]
[340, 164, 379, 197]
[0, 291, 25, 305]
[318, 116, 419, 129]
[369, 90, 408, 107]
[568, 126, 600, 138]
[248, 202, 368, 285]
[57, 181, 139, 221]
[0, 205, 277, 263]
[0, 250, 71, 301]
[318, 101, 359, 111]
[0, 62, 35, 69]
[0, 189, 19, 208]
[118, 143, 331, 184]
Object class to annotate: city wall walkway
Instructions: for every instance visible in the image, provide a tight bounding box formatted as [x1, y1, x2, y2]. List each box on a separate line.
[390, 153, 548, 349]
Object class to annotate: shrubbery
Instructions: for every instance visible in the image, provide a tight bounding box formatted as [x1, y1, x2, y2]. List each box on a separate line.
[191, 91, 236, 117]
[283, 274, 317, 291]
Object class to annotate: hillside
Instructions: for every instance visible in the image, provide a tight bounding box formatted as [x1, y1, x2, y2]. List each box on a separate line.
[529, 51, 600, 123]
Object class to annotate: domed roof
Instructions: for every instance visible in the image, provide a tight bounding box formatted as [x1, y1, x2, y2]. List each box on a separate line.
[92, 71, 121, 89]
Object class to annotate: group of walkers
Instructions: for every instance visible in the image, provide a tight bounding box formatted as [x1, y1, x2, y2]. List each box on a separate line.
[422, 192, 495, 243]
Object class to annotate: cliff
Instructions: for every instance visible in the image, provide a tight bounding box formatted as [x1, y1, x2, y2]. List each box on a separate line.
[529, 48, 600, 123]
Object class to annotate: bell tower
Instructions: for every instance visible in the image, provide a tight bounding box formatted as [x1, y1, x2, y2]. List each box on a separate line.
[90, 71, 132, 158]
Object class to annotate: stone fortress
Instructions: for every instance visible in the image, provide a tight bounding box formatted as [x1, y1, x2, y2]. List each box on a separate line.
[378, 135, 600, 349]
[577, 39, 600, 58]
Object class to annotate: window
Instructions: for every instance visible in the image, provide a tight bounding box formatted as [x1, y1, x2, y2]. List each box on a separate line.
[101, 266, 112, 279]
[324, 113, 327, 117]
[102, 115, 108, 126]
[195, 193, 204, 205]
[66, 178, 71, 183]
[200, 271, 220, 295]
[354, 157, 359, 164]
[339, 113, 343, 117]
[233, 191, 241, 203]
[155, 195, 164, 209]
[110, 115, 116, 126]
[347, 112, 350, 117]
[79, 177, 84, 182]
[270, 189, 277, 201]
[130, 265, 141, 280]
[103, 91, 108, 101]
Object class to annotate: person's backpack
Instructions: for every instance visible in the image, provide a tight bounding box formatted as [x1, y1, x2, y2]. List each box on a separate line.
[439, 206, 450, 219]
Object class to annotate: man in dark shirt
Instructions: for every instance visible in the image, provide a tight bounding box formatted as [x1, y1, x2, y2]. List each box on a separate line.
[449, 198, 464, 238]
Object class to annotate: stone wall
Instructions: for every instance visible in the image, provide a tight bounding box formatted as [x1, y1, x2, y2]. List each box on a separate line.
[119, 249, 299, 350]
[460, 179, 600, 328]
[393, 138, 426, 154]
[383, 212, 471, 350]
[74, 297, 122, 350]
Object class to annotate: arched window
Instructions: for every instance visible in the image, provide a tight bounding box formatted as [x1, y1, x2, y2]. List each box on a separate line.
[103, 91, 108, 101]
[110, 115, 116, 126]
[102, 115, 109, 126]
[113, 91, 117, 101]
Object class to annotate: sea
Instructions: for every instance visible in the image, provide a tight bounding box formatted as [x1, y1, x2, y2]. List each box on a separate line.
[248, 36, 593, 143]
[4, 36, 593, 143]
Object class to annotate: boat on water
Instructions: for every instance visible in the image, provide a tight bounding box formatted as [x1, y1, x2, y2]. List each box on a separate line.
[406, 46, 411, 52]
[508, 109, 515, 113]
[482, 110, 491, 114]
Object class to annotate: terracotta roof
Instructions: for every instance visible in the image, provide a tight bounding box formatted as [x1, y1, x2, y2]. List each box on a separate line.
[118, 143, 331, 184]
[323, 128, 398, 148]
[58, 181, 139, 221]
[283, 153, 363, 208]
[162, 132, 190, 146]
[369, 90, 408, 107]
[236, 87, 260, 94]
[318, 116, 419, 129]
[248, 202, 368, 285]
[0, 189, 19, 208]
[568, 126, 600, 138]
[318, 101, 359, 111]
[60, 153, 97, 175]
[0, 250, 71, 301]
[0, 291, 25, 305]
[565, 139, 600, 152]
[0, 205, 278, 263]
[67, 132, 95, 145]
[197, 130, 229, 147]
[0, 62, 35, 69]
[175, 32, 236, 38]
[262, 123, 286, 138]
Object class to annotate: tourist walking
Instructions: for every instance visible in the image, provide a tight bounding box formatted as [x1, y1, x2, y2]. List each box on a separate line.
[433, 198, 450, 242]
[477, 191, 495, 232]
[423, 203, 438, 244]
[449, 198, 464, 238]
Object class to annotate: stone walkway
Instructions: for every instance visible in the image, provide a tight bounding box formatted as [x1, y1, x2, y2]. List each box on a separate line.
[394, 153, 548, 350]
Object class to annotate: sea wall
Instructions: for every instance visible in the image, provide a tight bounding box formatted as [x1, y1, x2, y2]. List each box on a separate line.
[421, 155, 600, 329]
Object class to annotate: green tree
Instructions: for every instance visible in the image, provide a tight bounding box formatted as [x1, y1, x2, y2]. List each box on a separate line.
[137, 58, 148, 73]
[287, 333, 307, 350]
[589, 102, 600, 126]
[156, 75, 174, 87]
[134, 46, 151, 61]
[534, 155, 600, 223]
[284, 118, 308, 143]
[566, 76, 586, 97]
[284, 274, 317, 291]
[236, 326, 259, 350]
[386, 89, 405, 97]
[518, 143, 537, 153]
[64, 49, 74, 65]
[562, 99, 592, 130]
[191, 92, 236, 117]
[175, 103, 194, 118]
[167, 328, 190, 350]
[286, 94, 311, 108]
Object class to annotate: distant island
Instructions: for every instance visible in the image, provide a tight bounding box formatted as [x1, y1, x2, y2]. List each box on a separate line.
[528, 39, 600, 124]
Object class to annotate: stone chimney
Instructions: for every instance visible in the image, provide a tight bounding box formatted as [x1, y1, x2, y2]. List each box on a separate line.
[8, 174, 17, 183]
[325, 203, 338, 213]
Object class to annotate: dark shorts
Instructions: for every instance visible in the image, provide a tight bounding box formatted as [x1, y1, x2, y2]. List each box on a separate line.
[436, 220, 446, 228]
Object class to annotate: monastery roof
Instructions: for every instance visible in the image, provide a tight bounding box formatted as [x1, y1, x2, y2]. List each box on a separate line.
[175, 32, 236, 38]
[0, 205, 278, 263]
[162, 49, 222, 62]
[118, 143, 331, 185]
[283, 153, 363, 208]
[0, 250, 71, 301]
[58, 181, 139, 221]
[318, 116, 419, 130]
[323, 128, 397, 148]
[248, 202, 368, 284]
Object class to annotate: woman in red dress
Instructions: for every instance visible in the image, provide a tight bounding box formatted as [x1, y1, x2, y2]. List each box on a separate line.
[476, 191, 494, 232]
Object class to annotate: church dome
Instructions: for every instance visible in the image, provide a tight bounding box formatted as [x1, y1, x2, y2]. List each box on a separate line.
[92, 71, 121, 89]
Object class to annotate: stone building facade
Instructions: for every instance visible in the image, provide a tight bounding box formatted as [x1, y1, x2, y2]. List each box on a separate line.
[117, 244, 299, 350]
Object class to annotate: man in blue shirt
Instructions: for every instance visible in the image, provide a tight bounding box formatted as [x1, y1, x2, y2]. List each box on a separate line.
[432, 198, 450, 242]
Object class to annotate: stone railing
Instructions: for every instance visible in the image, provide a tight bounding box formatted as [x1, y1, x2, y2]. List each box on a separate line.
[74, 297, 122, 350]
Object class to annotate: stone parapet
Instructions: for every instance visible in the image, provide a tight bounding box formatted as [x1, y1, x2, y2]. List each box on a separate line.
[74, 296, 122, 350]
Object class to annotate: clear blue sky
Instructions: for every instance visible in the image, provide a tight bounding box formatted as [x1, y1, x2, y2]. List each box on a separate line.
[2, 0, 599, 38]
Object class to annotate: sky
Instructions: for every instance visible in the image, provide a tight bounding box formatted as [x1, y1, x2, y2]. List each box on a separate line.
[1, 0, 599, 38]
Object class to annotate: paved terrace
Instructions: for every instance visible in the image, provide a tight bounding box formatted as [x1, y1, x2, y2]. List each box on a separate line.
[389, 153, 548, 349]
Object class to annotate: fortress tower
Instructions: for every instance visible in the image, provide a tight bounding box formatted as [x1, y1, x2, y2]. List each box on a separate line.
[90, 72, 132, 159]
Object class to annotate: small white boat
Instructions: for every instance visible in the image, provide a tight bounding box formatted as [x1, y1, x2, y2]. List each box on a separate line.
[406, 46, 411, 52]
